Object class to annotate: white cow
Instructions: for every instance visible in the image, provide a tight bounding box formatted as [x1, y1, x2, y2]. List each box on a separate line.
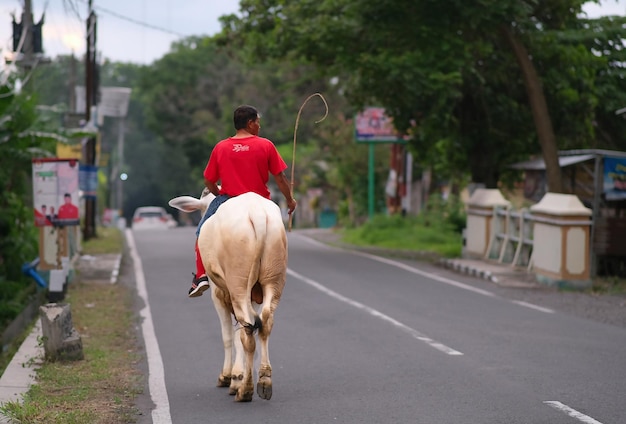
[169, 190, 287, 402]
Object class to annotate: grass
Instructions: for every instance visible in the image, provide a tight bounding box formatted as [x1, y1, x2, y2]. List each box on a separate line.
[0, 226, 143, 424]
[590, 276, 626, 295]
[341, 213, 464, 258]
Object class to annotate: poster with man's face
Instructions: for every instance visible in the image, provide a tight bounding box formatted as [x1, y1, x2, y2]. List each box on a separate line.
[32, 159, 80, 227]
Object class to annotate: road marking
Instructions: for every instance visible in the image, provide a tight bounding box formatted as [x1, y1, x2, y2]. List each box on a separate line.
[296, 235, 495, 297]
[511, 300, 554, 314]
[297, 235, 555, 315]
[352, 251, 497, 297]
[544, 401, 604, 424]
[126, 229, 172, 424]
[287, 268, 463, 356]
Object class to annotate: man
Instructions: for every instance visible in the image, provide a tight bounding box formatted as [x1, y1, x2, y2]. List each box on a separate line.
[57, 193, 79, 224]
[188, 105, 297, 297]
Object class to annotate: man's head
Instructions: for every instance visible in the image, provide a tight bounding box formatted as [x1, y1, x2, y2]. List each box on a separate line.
[64, 193, 72, 204]
[234, 105, 261, 135]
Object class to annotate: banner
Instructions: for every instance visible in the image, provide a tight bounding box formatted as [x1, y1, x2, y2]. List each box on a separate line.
[603, 157, 626, 200]
[32, 159, 80, 226]
[79, 164, 99, 198]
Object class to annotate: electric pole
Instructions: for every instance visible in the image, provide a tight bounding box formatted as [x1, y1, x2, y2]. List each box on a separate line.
[83, 0, 98, 240]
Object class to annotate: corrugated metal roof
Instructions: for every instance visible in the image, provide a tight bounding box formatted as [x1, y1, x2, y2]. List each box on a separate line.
[510, 154, 595, 171]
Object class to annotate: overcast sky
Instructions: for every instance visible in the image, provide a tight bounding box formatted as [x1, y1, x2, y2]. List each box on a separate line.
[0, 0, 625, 66]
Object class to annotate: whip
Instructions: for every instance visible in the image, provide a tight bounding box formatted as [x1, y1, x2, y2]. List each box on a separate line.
[289, 93, 329, 231]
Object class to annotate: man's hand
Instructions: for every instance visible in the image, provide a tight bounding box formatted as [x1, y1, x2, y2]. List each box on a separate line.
[286, 198, 297, 215]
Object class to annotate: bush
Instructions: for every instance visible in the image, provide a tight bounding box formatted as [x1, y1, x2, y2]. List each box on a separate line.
[341, 205, 463, 258]
[0, 279, 37, 329]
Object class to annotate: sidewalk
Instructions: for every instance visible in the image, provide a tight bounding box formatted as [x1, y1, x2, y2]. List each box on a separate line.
[0, 253, 121, 418]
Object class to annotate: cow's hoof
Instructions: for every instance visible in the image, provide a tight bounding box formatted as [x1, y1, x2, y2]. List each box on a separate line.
[229, 374, 243, 395]
[235, 388, 253, 402]
[257, 377, 272, 400]
[217, 374, 231, 387]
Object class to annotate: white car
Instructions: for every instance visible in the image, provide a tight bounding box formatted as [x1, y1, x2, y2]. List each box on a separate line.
[132, 206, 177, 230]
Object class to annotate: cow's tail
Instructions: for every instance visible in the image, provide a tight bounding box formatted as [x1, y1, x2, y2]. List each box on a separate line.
[246, 208, 267, 332]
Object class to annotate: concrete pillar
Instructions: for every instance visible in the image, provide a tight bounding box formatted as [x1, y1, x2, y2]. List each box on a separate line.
[530, 193, 592, 289]
[39, 303, 84, 361]
[465, 189, 510, 258]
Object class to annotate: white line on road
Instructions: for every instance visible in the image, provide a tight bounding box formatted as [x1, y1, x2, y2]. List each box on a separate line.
[511, 300, 555, 314]
[544, 401, 604, 424]
[126, 229, 172, 424]
[287, 268, 464, 356]
[297, 235, 555, 315]
[352, 250, 497, 297]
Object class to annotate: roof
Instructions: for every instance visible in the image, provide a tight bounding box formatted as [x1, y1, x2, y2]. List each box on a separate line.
[510, 154, 595, 171]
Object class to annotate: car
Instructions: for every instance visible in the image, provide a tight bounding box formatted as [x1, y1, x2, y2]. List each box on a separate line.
[132, 206, 177, 230]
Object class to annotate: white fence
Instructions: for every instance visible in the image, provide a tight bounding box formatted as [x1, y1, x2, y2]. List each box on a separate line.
[484, 206, 534, 270]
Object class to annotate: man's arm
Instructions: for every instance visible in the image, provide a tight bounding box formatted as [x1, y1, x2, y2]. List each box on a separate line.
[272, 172, 297, 214]
[204, 179, 220, 196]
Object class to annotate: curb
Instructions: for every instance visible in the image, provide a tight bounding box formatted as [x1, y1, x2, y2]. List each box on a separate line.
[437, 258, 499, 284]
[0, 320, 43, 417]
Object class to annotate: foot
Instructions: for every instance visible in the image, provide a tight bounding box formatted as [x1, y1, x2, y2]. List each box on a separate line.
[188, 274, 209, 298]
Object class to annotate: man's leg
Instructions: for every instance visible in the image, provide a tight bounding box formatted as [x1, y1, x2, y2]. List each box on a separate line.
[188, 239, 209, 297]
[188, 195, 231, 298]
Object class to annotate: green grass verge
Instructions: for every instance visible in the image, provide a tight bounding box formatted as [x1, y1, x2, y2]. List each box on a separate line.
[0, 226, 143, 424]
[340, 214, 463, 258]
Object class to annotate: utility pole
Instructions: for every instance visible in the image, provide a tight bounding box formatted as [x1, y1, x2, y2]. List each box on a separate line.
[83, 0, 98, 240]
[18, 0, 33, 68]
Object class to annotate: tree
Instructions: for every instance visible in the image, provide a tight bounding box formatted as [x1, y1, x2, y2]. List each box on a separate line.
[221, 0, 625, 191]
[0, 77, 64, 282]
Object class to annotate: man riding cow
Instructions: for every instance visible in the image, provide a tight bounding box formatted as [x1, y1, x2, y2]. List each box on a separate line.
[187, 104, 296, 297]
[169, 105, 296, 401]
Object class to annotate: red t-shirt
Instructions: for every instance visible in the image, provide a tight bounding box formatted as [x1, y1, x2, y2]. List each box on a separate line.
[203, 135, 287, 199]
[57, 203, 79, 220]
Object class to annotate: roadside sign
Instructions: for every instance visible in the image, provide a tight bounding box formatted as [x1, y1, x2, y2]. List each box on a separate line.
[355, 107, 405, 143]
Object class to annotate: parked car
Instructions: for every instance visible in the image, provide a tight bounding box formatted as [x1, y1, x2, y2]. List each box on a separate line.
[132, 206, 177, 230]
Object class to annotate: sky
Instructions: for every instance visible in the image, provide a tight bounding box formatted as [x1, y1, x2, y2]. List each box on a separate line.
[0, 0, 625, 66]
[0, 0, 241, 65]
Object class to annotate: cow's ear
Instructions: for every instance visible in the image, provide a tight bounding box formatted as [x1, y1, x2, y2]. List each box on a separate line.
[168, 196, 202, 212]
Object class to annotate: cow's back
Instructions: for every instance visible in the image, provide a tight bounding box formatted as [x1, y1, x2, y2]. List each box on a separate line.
[197, 192, 287, 293]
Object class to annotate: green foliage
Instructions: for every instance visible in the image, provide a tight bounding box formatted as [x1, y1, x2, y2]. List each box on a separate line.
[341, 194, 465, 257]
[0, 280, 36, 328]
[0, 74, 70, 340]
[341, 212, 463, 258]
[224, 0, 626, 188]
[0, 84, 52, 284]
[419, 194, 467, 234]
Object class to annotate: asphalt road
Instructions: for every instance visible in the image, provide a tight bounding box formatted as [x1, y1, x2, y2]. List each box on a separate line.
[128, 226, 626, 424]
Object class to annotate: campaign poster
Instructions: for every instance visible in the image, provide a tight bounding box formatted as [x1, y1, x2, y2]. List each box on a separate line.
[603, 157, 626, 201]
[32, 159, 80, 226]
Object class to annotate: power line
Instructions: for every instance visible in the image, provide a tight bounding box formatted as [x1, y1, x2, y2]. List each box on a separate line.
[73, 0, 187, 38]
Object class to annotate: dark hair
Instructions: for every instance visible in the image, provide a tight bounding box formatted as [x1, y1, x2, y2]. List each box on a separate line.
[64, 193, 71, 198]
[233, 105, 259, 130]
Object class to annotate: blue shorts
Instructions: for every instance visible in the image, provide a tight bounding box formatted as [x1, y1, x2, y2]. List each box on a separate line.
[195, 194, 231, 237]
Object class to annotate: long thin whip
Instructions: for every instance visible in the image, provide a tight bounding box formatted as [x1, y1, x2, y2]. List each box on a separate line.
[289, 93, 329, 231]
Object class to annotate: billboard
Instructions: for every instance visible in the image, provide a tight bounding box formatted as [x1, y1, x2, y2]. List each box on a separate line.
[32, 158, 80, 226]
[355, 107, 404, 143]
